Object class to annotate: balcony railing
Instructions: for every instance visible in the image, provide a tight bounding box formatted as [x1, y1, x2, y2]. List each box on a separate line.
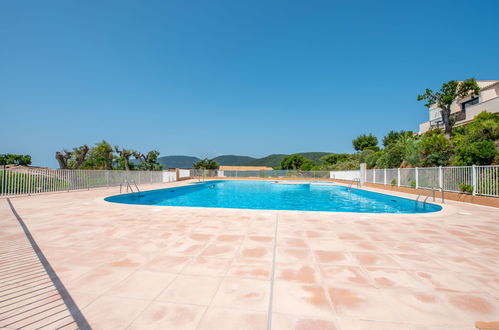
[429, 111, 466, 129]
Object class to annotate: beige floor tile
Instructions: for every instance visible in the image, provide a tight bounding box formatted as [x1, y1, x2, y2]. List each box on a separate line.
[319, 265, 374, 287]
[272, 313, 338, 330]
[128, 302, 206, 330]
[227, 260, 272, 280]
[143, 255, 191, 273]
[211, 277, 270, 311]
[181, 257, 232, 276]
[82, 295, 150, 330]
[272, 281, 335, 318]
[275, 263, 320, 284]
[157, 274, 222, 305]
[197, 307, 267, 330]
[104, 270, 176, 299]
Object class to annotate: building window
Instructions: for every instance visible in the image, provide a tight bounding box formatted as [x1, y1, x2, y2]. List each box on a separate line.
[461, 97, 479, 111]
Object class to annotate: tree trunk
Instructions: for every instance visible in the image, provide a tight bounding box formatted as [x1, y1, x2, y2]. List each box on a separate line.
[55, 152, 68, 169]
[124, 156, 130, 171]
[71, 146, 89, 169]
[104, 153, 112, 170]
[440, 106, 452, 138]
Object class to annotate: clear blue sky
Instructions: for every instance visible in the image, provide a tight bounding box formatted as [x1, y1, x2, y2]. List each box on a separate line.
[1, 0, 498, 167]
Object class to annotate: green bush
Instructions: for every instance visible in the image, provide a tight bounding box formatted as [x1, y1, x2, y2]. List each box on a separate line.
[410, 180, 416, 188]
[390, 178, 397, 186]
[420, 129, 453, 166]
[459, 183, 474, 194]
[352, 134, 378, 151]
[453, 139, 497, 166]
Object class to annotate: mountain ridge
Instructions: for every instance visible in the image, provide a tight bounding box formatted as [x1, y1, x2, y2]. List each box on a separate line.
[157, 152, 332, 168]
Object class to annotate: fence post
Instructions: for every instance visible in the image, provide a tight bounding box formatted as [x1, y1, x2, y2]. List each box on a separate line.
[397, 168, 400, 187]
[472, 165, 477, 195]
[359, 163, 366, 187]
[106, 171, 109, 188]
[373, 169, 376, 184]
[415, 167, 419, 189]
[384, 169, 387, 185]
[438, 166, 443, 189]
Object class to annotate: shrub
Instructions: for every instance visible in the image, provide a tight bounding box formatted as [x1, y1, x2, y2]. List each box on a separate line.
[420, 129, 453, 166]
[453, 140, 497, 166]
[352, 134, 378, 151]
[410, 180, 416, 188]
[390, 179, 397, 186]
[459, 183, 474, 194]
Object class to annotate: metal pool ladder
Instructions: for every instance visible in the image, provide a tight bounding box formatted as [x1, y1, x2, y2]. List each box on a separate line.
[415, 187, 444, 206]
[348, 178, 360, 191]
[120, 180, 141, 196]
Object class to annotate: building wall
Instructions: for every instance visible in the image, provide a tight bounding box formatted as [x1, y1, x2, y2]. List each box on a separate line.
[419, 81, 499, 133]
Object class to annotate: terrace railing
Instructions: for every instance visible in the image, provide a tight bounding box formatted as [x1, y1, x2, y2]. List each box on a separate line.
[364, 165, 499, 197]
[2, 165, 498, 198]
[189, 169, 332, 180]
[0, 168, 164, 197]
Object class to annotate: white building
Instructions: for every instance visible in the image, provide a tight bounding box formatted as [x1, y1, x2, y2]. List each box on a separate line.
[419, 80, 499, 134]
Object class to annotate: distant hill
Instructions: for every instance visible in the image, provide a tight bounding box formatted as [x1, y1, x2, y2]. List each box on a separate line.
[157, 155, 200, 169]
[213, 155, 256, 166]
[294, 152, 331, 165]
[242, 152, 331, 168]
[242, 154, 288, 168]
[157, 152, 333, 169]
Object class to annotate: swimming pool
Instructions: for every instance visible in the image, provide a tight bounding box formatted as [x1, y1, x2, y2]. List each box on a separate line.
[105, 180, 442, 213]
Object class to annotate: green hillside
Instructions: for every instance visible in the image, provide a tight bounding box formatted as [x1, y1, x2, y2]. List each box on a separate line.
[242, 154, 288, 168]
[242, 152, 330, 168]
[157, 155, 200, 168]
[294, 152, 331, 164]
[213, 155, 256, 166]
[158, 152, 333, 169]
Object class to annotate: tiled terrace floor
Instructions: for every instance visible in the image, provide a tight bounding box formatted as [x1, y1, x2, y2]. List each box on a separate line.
[0, 180, 498, 330]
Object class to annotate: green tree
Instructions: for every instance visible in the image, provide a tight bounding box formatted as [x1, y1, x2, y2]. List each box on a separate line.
[0, 154, 32, 166]
[417, 78, 480, 137]
[193, 158, 219, 170]
[55, 145, 90, 169]
[300, 159, 318, 171]
[453, 139, 497, 166]
[352, 134, 378, 151]
[382, 130, 414, 147]
[93, 140, 114, 170]
[452, 111, 499, 165]
[420, 129, 453, 166]
[280, 154, 315, 170]
[136, 150, 163, 170]
[321, 153, 352, 166]
[114, 147, 135, 171]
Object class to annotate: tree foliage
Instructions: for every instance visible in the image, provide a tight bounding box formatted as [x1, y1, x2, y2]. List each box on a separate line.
[0, 154, 32, 166]
[280, 154, 317, 170]
[382, 130, 414, 147]
[193, 158, 219, 170]
[417, 78, 480, 137]
[55, 141, 162, 170]
[452, 112, 499, 165]
[352, 134, 378, 151]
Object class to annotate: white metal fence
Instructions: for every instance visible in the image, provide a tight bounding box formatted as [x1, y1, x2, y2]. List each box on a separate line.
[189, 169, 332, 180]
[2, 166, 498, 198]
[0, 169, 164, 196]
[365, 165, 499, 197]
[329, 170, 360, 181]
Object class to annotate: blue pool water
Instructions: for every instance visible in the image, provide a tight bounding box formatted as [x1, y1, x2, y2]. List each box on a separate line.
[105, 180, 442, 213]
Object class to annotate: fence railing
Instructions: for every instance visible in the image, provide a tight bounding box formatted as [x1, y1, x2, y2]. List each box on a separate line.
[189, 169, 333, 179]
[2, 165, 498, 198]
[365, 165, 499, 197]
[0, 168, 164, 197]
